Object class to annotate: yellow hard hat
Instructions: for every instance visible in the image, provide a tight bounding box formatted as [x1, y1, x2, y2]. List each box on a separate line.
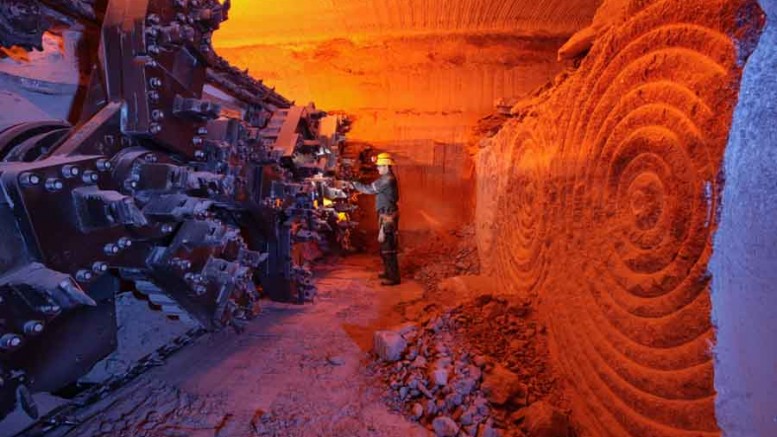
[373, 152, 395, 166]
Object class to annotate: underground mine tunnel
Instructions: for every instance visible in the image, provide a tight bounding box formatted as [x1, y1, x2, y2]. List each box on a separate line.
[0, 0, 775, 436]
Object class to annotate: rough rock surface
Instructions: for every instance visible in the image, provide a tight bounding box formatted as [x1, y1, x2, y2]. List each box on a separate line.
[474, 0, 764, 435]
[371, 293, 572, 436]
[401, 225, 481, 293]
[432, 416, 460, 437]
[481, 365, 526, 405]
[514, 401, 574, 437]
[557, 0, 632, 60]
[710, 0, 777, 435]
[374, 330, 408, 362]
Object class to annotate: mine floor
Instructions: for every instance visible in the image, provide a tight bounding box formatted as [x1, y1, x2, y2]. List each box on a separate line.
[53, 255, 429, 437]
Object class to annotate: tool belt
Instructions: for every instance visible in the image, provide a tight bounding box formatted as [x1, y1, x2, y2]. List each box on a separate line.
[377, 210, 398, 243]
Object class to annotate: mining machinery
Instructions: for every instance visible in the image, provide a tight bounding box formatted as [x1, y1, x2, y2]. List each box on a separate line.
[0, 0, 356, 421]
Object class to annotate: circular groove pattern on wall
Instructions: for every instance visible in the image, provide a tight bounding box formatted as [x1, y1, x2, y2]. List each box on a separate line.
[475, 0, 763, 435]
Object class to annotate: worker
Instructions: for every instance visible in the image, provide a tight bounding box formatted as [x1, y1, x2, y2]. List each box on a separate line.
[349, 152, 400, 286]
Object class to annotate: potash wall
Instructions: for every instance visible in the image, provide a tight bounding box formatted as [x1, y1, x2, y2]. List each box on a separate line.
[215, 1, 603, 234]
[474, 0, 763, 435]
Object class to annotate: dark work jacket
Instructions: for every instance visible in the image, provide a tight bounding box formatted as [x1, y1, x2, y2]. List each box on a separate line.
[354, 171, 399, 212]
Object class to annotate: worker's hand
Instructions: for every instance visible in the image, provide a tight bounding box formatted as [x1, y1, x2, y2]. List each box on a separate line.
[341, 181, 355, 190]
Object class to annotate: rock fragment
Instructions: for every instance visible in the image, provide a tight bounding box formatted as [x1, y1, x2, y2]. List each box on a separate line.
[476, 421, 500, 437]
[373, 330, 407, 362]
[411, 402, 424, 419]
[418, 382, 434, 399]
[431, 368, 449, 386]
[452, 376, 477, 397]
[517, 401, 573, 437]
[480, 364, 524, 405]
[432, 416, 460, 437]
[459, 405, 478, 426]
[411, 355, 428, 369]
[425, 398, 438, 416]
[371, 285, 572, 436]
[393, 322, 419, 337]
[326, 355, 345, 366]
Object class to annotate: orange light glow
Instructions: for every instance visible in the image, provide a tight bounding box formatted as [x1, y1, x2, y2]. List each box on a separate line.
[215, 0, 599, 47]
[0, 45, 30, 62]
[211, 1, 591, 233]
[213, 1, 590, 146]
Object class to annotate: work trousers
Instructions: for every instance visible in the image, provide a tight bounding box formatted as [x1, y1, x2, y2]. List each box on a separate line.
[379, 211, 400, 283]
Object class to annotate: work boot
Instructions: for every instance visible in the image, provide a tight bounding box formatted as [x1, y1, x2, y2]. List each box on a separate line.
[380, 279, 401, 286]
[378, 272, 389, 279]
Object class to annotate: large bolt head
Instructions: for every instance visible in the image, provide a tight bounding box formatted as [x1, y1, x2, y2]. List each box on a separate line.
[76, 269, 93, 282]
[61, 165, 80, 178]
[19, 172, 40, 186]
[96, 159, 112, 171]
[23, 321, 44, 335]
[38, 304, 61, 315]
[92, 262, 108, 273]
[45, 178, 63, 192]
[0, 334, 22, 350]
[104, 244, 119, 255]
[82, 170, 99, 184]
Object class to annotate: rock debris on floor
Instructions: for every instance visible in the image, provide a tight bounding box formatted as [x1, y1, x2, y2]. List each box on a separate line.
[25, 231, 576, 437]
[60, 255, 430, 437]
[401, 225, 481, 293]
[369, 294, 575, 437]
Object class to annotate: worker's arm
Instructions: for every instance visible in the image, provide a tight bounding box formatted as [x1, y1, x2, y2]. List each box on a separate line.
[352, 177, 389, 195]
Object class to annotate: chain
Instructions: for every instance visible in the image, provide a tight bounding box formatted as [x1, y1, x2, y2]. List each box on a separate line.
[15, 326, 207, 437]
